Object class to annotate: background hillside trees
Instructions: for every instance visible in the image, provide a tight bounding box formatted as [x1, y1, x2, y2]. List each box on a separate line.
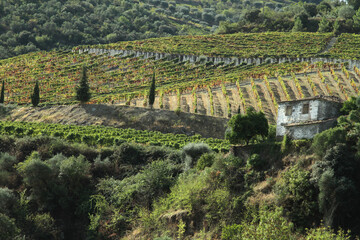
[1, 0, 359, 60]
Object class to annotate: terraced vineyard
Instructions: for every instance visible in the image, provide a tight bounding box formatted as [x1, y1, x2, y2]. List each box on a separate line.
[0, 49, 309, 105]
[81, 32, 333, 58]
[322, 33, 360, 60]
[0, 121, 230, 152]
[3, 32, 360, 126]
[2, 47, 360, 123]
[130, 66, 360, 123]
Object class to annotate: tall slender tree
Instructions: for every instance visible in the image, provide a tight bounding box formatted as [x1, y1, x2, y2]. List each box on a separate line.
[292, 17, 303, 32]
[0, 80, 4, 104]
[31, 80, 40, 107]
[318, 16, 330, 33]
[76, 65, 91, 104]
[148, 72, 156, 109]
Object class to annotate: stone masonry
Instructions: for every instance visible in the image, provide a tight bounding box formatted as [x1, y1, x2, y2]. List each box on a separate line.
[276, 96, 343, 139]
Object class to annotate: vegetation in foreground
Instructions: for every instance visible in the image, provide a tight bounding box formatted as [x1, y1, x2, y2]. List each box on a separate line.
[1, 97, 360, 239]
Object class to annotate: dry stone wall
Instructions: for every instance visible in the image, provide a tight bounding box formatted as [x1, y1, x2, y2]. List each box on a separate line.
[78, 48, 360, 69]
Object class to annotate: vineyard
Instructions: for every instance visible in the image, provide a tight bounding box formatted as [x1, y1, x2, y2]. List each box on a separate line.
[0, 121, 230, 152]
[80, 32, 334, 58]
[0, 48, 310, 106]
[2, 47, 360, 123]
[322, 33, 360, 60]
[131, 64, 360, 123]
[1, 32, 360, 127]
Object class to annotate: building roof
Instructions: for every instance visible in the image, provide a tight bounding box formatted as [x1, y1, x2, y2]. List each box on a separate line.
[283, 118, 337, 127]
[278, 95, 343, 104]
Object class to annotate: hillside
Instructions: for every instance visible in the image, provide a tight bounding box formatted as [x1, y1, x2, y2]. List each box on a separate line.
[0, 104, 228, 139]
[0, 0, 312, 59]
[1, 0, 356, 59]
[2, 29, 360, 239]
[2, 32, 360, 123]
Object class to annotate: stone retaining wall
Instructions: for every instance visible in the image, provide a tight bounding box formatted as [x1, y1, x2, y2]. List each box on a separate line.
[78, 48, 360, 69]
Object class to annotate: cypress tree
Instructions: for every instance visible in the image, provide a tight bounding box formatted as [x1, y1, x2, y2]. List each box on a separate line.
[0, 80, 4, 104]
[318, 16, 330, 33]
[76, 65, 91, 104]
[292, 17, 303, 32]
[148, 72, 156, 109]
[31, 80, 40, 107]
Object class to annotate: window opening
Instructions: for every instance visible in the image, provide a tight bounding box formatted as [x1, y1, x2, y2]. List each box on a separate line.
[285, 105, 292, 116]
[302, 103, 309, 114]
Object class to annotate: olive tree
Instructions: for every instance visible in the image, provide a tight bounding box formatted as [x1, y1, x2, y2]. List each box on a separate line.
[225, 107, 268, 145]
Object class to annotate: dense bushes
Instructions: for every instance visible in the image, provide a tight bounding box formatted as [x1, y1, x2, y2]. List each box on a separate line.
[2, 102, 360, 239]
[275, 164, 319, 228]
[310, 100, 360, 235]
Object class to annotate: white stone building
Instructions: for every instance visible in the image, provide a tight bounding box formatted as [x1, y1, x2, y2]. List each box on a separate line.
[276, 96, 343, 139]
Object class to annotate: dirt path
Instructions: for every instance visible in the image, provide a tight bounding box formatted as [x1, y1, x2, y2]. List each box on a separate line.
[318, 37, 337, 54]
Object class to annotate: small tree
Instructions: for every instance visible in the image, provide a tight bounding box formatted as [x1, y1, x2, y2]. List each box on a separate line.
[225, 107, 268, 145]
[318, 16, 330, 33]
[76, 65, 91, 104]
[31, 80, 40, 107]
[0, 80, 4, 104]
[292, 17, 304, 32]
[148, 72, 155, 109]
[333, 20, 340, 35]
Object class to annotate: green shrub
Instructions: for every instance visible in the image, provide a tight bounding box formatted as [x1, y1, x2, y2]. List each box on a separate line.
[166, 150, 183, 164]
[305, 224, 351, 239]
[222, 207, 296, 240]
[312, 127, 346, 158]
[27, 213, 59, 240]
[275, 164, 319, 228]
[112, 142, 146, 165]
[0, 153, 17, 171]
[96, 160, 178, 236]
[0, 213, 19, 240]
[246, 153, 265, 170]
[0, 135, 15, 153]
[183, 142, 211, 170]
[222, 224, 243, 240]
[311, 143, 360, 230]
[204, 188, 231, 225]
[16, 152, 53, 190]
[92, 156, 113, 178]
[154, 236, 172, 240]
[0, 188, 16, 215]
[196, 152, 215, 170]
[213, 154, 246, 191]
[267, 124, 276, 142]
[145, 145, 173, 162]
[98, 160, 177, 210]
[281, 134, 292, 154]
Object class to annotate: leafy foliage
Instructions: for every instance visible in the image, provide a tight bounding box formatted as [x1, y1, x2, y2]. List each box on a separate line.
[0, 121, 230, 152]
[76, 65, 91, 104]
[275, 164, 319, 228]
[222, 207, 296, 240]
[149, 72, 156, 108]
[226, 107, 268, 145]
[30, 80, 40, 107]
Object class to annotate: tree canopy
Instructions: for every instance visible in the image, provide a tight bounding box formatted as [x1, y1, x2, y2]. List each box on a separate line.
[225, 107, 268, 145]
